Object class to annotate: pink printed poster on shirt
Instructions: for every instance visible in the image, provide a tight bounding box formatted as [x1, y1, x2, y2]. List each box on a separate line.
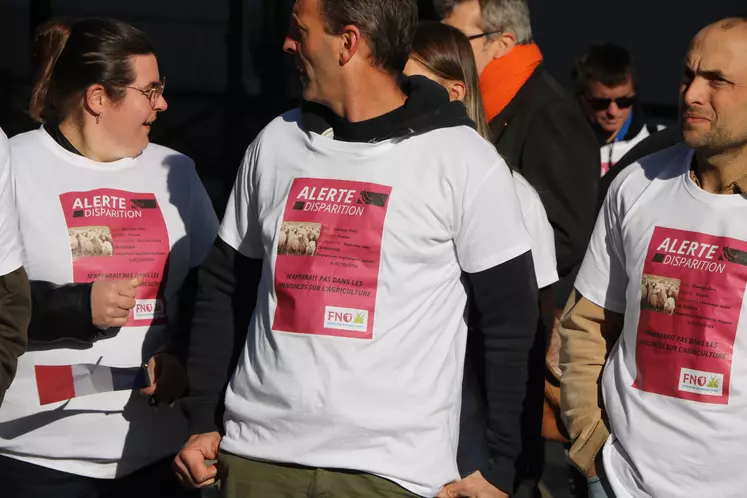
[634, 226, 747, 404]
[59, 189, 170, 327]
[272, 178, 391, 340]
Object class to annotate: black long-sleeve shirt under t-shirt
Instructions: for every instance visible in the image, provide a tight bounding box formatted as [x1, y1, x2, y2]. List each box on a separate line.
[182, 76, 539, 494]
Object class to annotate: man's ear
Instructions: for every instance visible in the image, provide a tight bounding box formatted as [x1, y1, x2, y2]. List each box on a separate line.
[488, 31, 517, 60]
[339, 24, 362, 66]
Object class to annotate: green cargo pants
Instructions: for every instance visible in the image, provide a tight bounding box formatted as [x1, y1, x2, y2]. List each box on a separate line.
[217, 451, 422, 498]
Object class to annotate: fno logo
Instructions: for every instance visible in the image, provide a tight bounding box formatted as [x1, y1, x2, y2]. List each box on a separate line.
[678, 367, 723, 396]
[323, 306, 368, 332]
[134, 299, 165, 320]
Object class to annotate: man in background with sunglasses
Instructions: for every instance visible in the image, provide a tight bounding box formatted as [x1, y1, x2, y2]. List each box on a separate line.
[572, 43, 664, 177]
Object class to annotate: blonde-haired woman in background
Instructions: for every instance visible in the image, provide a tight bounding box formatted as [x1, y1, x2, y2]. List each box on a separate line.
[405, 21, 558, 498]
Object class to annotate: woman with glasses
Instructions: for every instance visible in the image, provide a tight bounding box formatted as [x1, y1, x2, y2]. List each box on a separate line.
[0, 18, 217, 497]
[404, 21, 559, 498]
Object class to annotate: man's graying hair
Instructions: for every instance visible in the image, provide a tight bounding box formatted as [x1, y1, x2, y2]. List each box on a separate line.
[321, 0, 418, 75]
[433, 0, 533, 44]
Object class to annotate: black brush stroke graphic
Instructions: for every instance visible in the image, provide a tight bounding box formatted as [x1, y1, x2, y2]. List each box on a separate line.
[357, 191, 388, 207]
[130, 199, 157, 209]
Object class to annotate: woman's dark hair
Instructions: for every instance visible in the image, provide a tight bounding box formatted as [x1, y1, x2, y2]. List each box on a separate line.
[30, 18, 156, 124]
[410, 21, 489, 139]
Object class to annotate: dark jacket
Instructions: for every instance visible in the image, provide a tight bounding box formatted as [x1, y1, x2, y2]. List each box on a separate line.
[0, 267, 31, 405]
[489, 66, 600, 306]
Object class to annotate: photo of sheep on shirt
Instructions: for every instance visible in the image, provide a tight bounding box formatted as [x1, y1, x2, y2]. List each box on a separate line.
[641, 274, 680, 315]
[69, 226, 114, 258]
[278, 221, 321, 256]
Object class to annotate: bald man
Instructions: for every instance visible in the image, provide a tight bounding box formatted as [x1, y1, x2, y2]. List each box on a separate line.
[560, 18, 747, 498]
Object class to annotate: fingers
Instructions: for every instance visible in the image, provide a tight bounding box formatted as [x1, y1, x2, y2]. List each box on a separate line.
[172, 468, 217, 490]
[114, 294, 137, 311]
[441, 473, 478, 498]
[443, 484, 469, 497]
[108, 316, 129, 328]
[100, 307, 129, 328]
[173, 451, 216, 489]
[149, 354, 187, 403]
[110, 307, 130, 319]
[442, 472, 506, 498]
[90, 277, 152, 328]
[173, 433, 222, 489]
[184, 451, 218, 488]
[201, 463, 218, 488]
[144, 357, 162, 402]
[118, 279, 140, 298]
[173, 453, 199, 489]
[147, 357, 157, 385]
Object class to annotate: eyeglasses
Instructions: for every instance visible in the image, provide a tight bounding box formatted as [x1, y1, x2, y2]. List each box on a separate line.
[466, 29, 502, 41]
[586, 95, 636, 111]
[124, 77, 166, 108]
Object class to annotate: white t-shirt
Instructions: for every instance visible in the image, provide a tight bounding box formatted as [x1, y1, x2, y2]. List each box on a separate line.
[0, 128, 23, 276]
[512, 172, 558, 289]
[0, 128, 218, 478]
[218, 110, 532, 497]
[576, 143, 747, 498]
[600, 124, 666, 176]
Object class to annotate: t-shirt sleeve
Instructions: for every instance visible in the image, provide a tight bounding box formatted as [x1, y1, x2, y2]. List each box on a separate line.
[218, 146, 264, 259]
[189, 171, 220, 268]
[524, 198, 559, 289]
[455, 159, 531, 273]
[574, 184, 628, 313]
[0, 129, 23, 276]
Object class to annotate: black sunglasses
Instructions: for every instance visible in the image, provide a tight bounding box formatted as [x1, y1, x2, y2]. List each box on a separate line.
[586, 95, 637, 111]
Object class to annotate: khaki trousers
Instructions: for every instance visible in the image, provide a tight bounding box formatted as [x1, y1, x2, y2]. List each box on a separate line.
[218, 451, 421, 498]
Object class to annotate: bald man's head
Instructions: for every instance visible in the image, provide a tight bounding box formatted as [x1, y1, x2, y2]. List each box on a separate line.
[680, 18, 747, 154]
[713, 17, 747, 31]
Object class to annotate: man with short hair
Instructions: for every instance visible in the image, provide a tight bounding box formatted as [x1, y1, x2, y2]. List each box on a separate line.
[572, 42, 662, 177]
[437, 0, 600, 495]
[561, 18, 747, 498]
[174, 1, 539, 497]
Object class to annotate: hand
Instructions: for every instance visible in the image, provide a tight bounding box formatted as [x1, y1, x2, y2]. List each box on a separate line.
[91, 278, 142, 328]
[437, 471, 509, 498]
[141, 353, 187, 404]
[546, 312, 563, 379]
[173, 432, 221, 489]
[586, 461, 598, 478]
